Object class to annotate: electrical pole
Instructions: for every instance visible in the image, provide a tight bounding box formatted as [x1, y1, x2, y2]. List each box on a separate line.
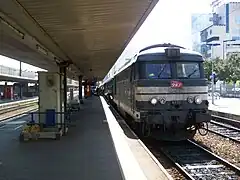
[211, 45, 214, 104]
[19, 61, 22, 77]
[207, 42, 220, 105]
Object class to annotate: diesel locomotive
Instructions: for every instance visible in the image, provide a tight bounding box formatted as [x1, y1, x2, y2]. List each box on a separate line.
[101, 43, 211, 141]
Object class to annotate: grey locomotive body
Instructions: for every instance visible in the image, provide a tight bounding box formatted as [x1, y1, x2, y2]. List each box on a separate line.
[102, 44, 211, 141]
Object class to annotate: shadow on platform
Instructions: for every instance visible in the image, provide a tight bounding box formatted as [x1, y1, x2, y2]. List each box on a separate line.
[0, 96, 123, 180]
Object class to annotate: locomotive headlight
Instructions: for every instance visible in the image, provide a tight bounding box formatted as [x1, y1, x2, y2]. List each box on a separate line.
[194, 96, 202, 104]
[187, 96, 194, 104]
[159, 98, 166, 104]
[150, 98, 158, 105]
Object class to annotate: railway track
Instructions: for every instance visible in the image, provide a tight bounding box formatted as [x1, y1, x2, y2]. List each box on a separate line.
[159, 139, 240, 180]
[106, 98, 240, 179]
[0, 99, 38, 122]
[0, 103, 37, 116]
[0, 106, 38, 122]
[211, 114, 240, 129]
[0, 99, 38, 121]
[0, 98, 38, 115]
[208, 120, 240, 143]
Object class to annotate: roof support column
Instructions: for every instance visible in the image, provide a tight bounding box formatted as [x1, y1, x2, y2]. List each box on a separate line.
[19, 83, 23, 99]
[37, 71, 66, 138]
[78, 75, 83, 104]
[34, 83, 38, 97]
[59, 62, 68, 135]
[19, 61, 22, 77]
[3, 82, 7, 99]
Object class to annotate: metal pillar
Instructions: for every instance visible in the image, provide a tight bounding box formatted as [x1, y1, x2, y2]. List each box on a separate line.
[60, 66, 67, 116]
[208, 43, 220, 104]
[211, 45, 214, 105]
[63, 68, 67, 115]
[19, 61, 22, 77]
[79, 75, 83, 104]
[4, 82, 7, 99]
[26, 83, 29, 93]
[19, 83, 22, 99]
[69, 88, 73, 101]
[35, 83, 38, 96]
[59, 62, 69, 135]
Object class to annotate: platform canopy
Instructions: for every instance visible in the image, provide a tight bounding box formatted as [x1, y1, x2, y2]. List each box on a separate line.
[0, 74, 37, 83]
[0, 0, 158, 80]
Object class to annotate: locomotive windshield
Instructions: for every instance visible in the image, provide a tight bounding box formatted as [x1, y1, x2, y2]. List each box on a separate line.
[140, 60, 203, 79]
[176, 62, 200, 78]
[146, 63, 171, 79]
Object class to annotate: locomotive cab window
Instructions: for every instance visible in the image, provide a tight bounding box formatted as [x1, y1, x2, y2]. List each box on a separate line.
[145, 63, 171, 79]
[176, 62, 200, 78]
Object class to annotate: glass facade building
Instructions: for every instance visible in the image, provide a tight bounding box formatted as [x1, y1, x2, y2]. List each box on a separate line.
[191, 14, 212, 53]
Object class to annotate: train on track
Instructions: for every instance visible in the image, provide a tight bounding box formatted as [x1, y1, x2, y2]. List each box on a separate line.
[99, 43, 211, 141]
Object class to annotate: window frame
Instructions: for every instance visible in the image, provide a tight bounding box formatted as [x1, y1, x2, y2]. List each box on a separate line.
[176, 61, 201, 79]
[140, 61, 172, 79]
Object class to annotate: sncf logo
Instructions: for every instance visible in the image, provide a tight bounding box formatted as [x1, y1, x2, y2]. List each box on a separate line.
[171, 80, 183, 88]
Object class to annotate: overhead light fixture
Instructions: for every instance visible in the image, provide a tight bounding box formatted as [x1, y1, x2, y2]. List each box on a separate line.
[36, 44, 48, 55]
[54, 56, 61, 64]
[0, 16, 25, 39]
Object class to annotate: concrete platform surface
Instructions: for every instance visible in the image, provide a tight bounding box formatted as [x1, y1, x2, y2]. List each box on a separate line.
[0, 96, 122, 180]
[100, 96, 172, 180]
[208, 97, 240, 116]
[103, 102, 173, 180]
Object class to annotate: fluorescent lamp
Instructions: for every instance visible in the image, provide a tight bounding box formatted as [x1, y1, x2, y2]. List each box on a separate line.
[0, 16, 24, 39]
[36, 44, 48, 55]
[54, 57, 61, 63]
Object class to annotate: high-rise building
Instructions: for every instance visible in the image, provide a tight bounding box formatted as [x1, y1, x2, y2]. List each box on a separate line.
[211, 0, 240, 12]
[200, 1, 240, 59]
[191, 14, 212, 52]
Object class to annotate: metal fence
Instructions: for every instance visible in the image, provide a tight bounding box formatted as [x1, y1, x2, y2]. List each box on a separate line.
[0, 65, 37, 79]
[209, 84, 240, 98]
[0, 65, 79, 85]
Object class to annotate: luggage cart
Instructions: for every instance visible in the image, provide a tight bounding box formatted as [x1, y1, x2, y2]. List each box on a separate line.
[19, 109, 71, 142]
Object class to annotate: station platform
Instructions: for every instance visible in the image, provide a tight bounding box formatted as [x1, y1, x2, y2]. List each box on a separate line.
[0, 97, 37, 104]
[208, 97, 240, 119]
[0, 96, 171, 180]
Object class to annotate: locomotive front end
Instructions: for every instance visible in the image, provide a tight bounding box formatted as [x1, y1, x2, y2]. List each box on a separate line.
[135, 46, 211, 140]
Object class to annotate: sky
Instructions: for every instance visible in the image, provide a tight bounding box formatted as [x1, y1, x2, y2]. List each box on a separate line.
[115, 0, 212, 65]
[0, 55, 44, 72]
[0, 0, 212, 73]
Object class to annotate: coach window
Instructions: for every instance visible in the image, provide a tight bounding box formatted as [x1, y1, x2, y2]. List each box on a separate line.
[145, 63, 171, 79]
[176, 62, 200, 78]
[113, 78, 116, 95]
[126, 68, 130, 80]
